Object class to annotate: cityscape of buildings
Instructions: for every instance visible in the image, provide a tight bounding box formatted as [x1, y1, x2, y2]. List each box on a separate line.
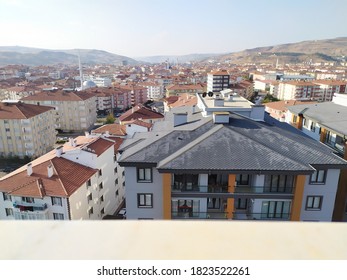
[0, 52, 347, 223]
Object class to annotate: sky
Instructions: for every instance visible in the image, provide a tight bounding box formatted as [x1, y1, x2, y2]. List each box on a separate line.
[0, 0, 346, 58]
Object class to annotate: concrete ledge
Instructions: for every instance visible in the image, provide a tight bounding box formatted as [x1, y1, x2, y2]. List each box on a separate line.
[0, 221, 346, 260]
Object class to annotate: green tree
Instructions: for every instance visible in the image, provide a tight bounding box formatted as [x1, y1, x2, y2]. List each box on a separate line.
[261, 94, 279, 104]
[105, 113, 115, 124]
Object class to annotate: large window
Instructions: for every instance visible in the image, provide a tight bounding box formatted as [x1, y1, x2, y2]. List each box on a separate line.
[236, 174, 250, 186]
[5, 208, 13, 216]
[53, 213, 64, 220]
[310, 170, 326, 184]
[264, 175, 294, 193]
[172, 199, 200, 217]
[173, 174, 198, 191]
[2, 193, 11, 201]
[137, 193, 153, 208]
[207, 197, 221, 209]
[137, 168, 152, 182]
[306, 196, 322, 210]
[261, 201, 291, 219]
[235, 198, 248, 210]
[51, 197, 62, 206]
[22, 197, 34, 203]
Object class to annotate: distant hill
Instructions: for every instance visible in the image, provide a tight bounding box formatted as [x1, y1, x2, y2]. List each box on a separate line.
[0, 46, 137, 66]
[205, 37, 347, 64]
[136, 53, 223, 63]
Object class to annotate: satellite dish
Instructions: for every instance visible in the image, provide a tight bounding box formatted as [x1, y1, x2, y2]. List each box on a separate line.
[202, 92, 207, 97]
[208, 91, 213, 97]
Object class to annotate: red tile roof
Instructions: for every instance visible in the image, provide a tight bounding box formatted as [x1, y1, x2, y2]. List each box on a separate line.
[119, 104, 164, 122]
[0, 102, 54, 119]
[104, 136, 125, 154]
[82, 138, 115, 157]
[123, 119, 153, 129]
[0, 157, 97, 198]
[21, 89, 95, 101]
[92, 124, 127, 136]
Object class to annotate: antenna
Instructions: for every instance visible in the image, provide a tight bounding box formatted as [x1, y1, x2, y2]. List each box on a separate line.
[78, 50, 84, 90]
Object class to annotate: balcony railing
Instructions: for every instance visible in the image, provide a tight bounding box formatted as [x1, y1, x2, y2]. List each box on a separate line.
[172, 184, 228, 193]
[13, 201, 48, 212]
[172, 211, 228, 219]
[235, 185, 294, 194]
[233, 212, 291, 221]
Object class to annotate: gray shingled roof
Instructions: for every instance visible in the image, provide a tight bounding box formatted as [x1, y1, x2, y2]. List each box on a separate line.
[119, 112, 347, 173]
[287, 102, 347, 136]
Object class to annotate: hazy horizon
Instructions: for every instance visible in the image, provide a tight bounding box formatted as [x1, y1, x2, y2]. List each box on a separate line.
[1, 0, 346, 57]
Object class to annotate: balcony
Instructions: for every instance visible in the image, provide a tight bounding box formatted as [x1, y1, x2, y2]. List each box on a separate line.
[13, 201, 48, 212]
[172, 184, 228, 193]
[172, 211, 228, 220]
[233, 212, 291, 221]
[235, 185, 294, 194]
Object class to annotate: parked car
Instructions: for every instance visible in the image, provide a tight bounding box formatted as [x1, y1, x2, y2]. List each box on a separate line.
[117, 208, 126, 219]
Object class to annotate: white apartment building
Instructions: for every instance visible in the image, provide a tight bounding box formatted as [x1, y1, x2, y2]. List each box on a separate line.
[277, 81, 322, 101]
[93, 77, 112, 88]
[0, 134, 125, 220]
[207, 70, 230, 93]
[0, 101, 56, 158]
[21, 89, 97, 132]
[313, 80, 347, 102]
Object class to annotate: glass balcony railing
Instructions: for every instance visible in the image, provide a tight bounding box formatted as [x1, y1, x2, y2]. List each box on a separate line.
[171, 184, 228, 193]
[235, 185, 294, 194]
[172, 211, 228, 219]
[233, 212, 291, 221]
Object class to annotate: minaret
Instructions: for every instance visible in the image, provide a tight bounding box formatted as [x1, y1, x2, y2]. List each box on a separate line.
[276, 57, 279, 69]
[78, 51, 84, 90]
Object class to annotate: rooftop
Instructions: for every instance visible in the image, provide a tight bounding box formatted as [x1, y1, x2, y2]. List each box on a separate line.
[0, 101, 54, 119]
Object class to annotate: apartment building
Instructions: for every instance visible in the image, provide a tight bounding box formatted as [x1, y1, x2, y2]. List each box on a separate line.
[118, 108, 347, 221]
[0, 135, 125, 220]
[285, 93, 347, 221]
[114, 84, 148, 107]
[277, 81, 322, 101]
[0, 101, 56, 158]
[139, 81, 164, 100]
[21, 89, 97, 132]
[207, 70, 230, 93]
[313, 80, 347, 102]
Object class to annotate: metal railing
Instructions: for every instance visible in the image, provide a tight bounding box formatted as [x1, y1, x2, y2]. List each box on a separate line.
[235, 185, 294, 194]
[13, 201, 48, 212]
[172, 211, 228, 219]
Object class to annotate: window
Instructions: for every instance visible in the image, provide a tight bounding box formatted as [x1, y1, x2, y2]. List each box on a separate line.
[261, 201, 291, 219]
[236, 198, 248, 210]
[101, 208, 105, 215]
[113, 155, 116, 162]
[22, 197, 34, 203]
[306, 196, 322, 210]
[115, 178, 118, 185]
[310, 170, 326, 184]
[87, 193, 92, 203]
[98, 169, 102, 176]
[137, 168, 152, 182]
[51, 196, 62, 206]
[264, 175, 294, 193]
[114, 167, 117, 174]
[236, 174, 250, 186]
[173, 174, 199, 190]
[116, 190, 119, 196]
[99, 182, 103, 190]
[88, 207, 94, 216]
[100, 195, 104, 203]
[53, 213, 64, 220]
[310, 121, 316, 132]
[5, 128, 10, 132]
[292, 115, 297, 123]
[5, 208, 13, 216]
[3, 193, 11, 201]
[207, 197, 221, 209]
[87, 179, 91, 187]
[137, 193, 153, 208]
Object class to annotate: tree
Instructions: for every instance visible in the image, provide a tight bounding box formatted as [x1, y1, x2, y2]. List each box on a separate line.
[261, 94, 279, 104]
[105, 113, 115, 124]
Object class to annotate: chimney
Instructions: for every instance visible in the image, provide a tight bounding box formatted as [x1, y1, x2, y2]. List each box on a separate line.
[105, 131, 110, 137]
[250, 104, 265, 121]
[47, 164, 53, 178]
[56, 146, 63, 157]
[84, 131, 90, 138]
[213, 112, 230, 124]
[173, 113, 188, 127]
[27, 163, 33, 176]
[69, 137, 76, 147]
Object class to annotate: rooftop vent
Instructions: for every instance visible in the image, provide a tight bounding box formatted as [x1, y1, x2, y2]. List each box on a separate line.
[27, 163, 33, 176]
[213, 112, 229, 124]
[173, 112, 188, 127]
